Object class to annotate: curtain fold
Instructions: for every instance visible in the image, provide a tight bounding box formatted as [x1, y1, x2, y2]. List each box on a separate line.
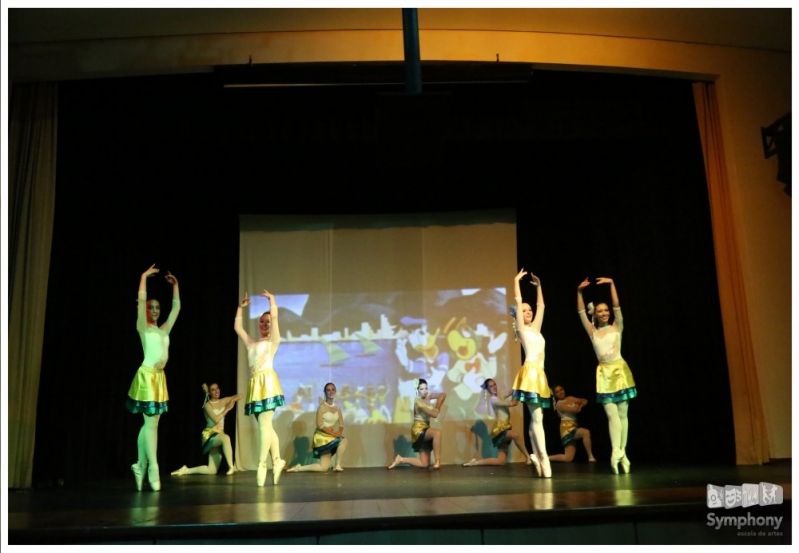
[9, 82, 59, 488]
[692, 81, 770, 465]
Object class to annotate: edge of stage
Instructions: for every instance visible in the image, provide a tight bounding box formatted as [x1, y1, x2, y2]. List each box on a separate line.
[9, 461, 791, 545]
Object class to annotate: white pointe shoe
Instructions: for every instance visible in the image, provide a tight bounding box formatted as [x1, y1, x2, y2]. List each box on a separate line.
[170, 465, 189, 477]
[272, 459, 286, 485]
[541, 457, 552, 478]
[463, 458, 478, 467]
[226, 466, 236, 476]
[131, 463, 145, 491]
[610, 450, 623, 475]
[529, 454, 542, 477]
[147, 464, 161, 492]
[256, 462, 268, 487]
[620, 454, 631, 474]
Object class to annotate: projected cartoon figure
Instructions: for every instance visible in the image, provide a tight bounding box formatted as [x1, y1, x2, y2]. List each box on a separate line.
[444, 317, 501, 419]
[393, 318, 449, 423]
[366, 384, 392, 423]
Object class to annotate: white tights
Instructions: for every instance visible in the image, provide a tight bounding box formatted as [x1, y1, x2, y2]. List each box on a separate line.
[256, 411, 281, 465]
[526, 404, 548, 459]
[603, 401, 629, 458]
[183, 434, 234, 474]
[136, 414, 160, 473]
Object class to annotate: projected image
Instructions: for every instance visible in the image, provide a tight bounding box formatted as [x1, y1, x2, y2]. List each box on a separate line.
[244, 287, 513, 424]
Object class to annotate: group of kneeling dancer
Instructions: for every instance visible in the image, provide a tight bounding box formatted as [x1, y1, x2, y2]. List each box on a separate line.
[126, 265, 637, 491]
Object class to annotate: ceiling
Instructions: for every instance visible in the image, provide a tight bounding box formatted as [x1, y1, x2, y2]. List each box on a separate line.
[9, 8, 790, 52]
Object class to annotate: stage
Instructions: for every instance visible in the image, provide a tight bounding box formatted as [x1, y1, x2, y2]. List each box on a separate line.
[9, 460, 790, 544]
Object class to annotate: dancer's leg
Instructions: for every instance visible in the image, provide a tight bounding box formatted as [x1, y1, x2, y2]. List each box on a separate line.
[576, 428, 596, 462]
[549, 444, 576, 463]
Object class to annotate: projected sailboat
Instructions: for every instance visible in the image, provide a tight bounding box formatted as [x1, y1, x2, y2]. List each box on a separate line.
[322, 340, 350, 366]
[357, 336, 382, 356]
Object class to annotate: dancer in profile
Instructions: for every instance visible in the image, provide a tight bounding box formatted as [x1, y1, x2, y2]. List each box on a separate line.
[462, 378, 532, 466]
[127, 264, 180, 492]
[388, 379, 447, 470]
[511, 269, 552, 478]
[171, 382, 241, 476]
[577, 276, 637, 474]
[286, 382, 347, 473]
[548, 384, 596, 464]
[235, 290, 287, 486]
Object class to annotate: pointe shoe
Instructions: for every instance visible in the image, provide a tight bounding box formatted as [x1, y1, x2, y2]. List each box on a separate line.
[431, 462, 441, 470]
[147, 464, 161, 492]
[463, 458, 478, 467]
[131, 463, 145, 491]
[170, 465, 189, 477]
[387, 454, 402, 470]
[256, 462, 268, 487]
[286, 465, 301, 473]
[620, 454, 631, 474]
[541, 457, 552, 478]
[333, 466, 344, 472]
[610, 450, 623, 475]
[272, 459, 286, 485]
[529, 454, 542, 477]
[226, 466, 236, 476]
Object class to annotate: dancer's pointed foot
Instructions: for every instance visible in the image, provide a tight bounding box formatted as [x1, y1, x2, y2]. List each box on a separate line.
[147, 464, 161, 491]
[333, 465, 344, 472]
[620, 454, 631, 474]
[525, 456, 533, 465]
[541, 457, 552, 478]
[588, 457, 597, 463]
[272, 459, 286, 485]
[610, 450, 623, 475]
[170, 465, 189, 477]
[286, 465, 301, 473]
[529, 454, 542, 477]
[226, 466, 236, 476]
[256, 462, 267, 486]
[131, 463, 145, 491]
[387, 454, 402, 470]
[431, 462, 441, 470]
[463, 458, 478, 467]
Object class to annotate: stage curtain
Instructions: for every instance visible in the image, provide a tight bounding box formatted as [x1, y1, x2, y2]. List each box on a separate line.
[9, 83, 59, 488]
[692, 81, 770, 465]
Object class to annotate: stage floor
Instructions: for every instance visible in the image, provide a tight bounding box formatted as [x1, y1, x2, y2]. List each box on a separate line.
[9, 461, 791, 544]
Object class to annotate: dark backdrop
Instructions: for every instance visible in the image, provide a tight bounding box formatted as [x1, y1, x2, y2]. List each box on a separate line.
[32, 65, 734, 486]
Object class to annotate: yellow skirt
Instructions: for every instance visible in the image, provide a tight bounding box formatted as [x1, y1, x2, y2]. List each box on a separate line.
[201, 427, 220, 454]
[596, 358, 638, 403]
[490, 420, 513, 448]
[126, 365, 168, 415]
[511, 359, 551, 407]
[312, 430, 342, 458]
[411, 420, 432, 451]
[245, 368, 285, 415]
[559, 418, 579, 446]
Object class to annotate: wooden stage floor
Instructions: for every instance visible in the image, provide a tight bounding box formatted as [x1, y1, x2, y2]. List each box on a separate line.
[9, 461, 791, 544]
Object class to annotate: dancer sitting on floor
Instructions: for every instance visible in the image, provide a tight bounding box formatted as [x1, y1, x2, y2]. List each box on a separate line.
[388, 378, 447, 470]
[171, 382, 241, 476]
[577, 276, 637, 474]
[126, 264, 180, 492]
[463, 378, 532, 467]
[548, 384, 596, 463]
[235, 289, 287, 486]
[286, 382, 347, 473]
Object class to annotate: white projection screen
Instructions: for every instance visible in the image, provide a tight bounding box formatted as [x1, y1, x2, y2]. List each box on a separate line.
[234, 211, 524, 469]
